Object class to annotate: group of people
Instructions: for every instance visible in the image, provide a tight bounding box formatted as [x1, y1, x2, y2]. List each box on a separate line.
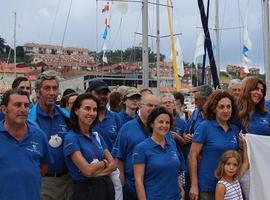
[0, 70, 269, 200]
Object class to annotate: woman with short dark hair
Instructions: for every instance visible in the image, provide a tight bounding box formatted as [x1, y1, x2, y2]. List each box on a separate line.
[133, 106, 182, 200]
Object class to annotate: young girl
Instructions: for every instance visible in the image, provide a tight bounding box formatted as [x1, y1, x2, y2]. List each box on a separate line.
[215, 140, 248, 200]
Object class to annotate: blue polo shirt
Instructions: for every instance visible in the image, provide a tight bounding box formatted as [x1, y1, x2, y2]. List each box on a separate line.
[172, 114, 186, 134]
[117, 109, 138, 128]
[132, 137, 181, 200]
[34, 104, 69, 172]
[112, 117, 149, 192]
[265, 99, 270, 111]
[0, 112, 4, 121]
[0, 121, 51, 200]
[182, 108, 204, 163]
[184, 108, 204, 133]
[193, 120, 239, 192]
[93, 109, 120, 152]
[245, 111, 270, 136]
[64, 131, 107, 181]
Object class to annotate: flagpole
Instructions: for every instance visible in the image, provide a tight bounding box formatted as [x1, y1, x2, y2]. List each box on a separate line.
[14, 12, 17, 78]
[263, 0, 270, 98]
[156, 0, 161, 96]
[215, 0, 220, 78]
[142, 0, 149, 88]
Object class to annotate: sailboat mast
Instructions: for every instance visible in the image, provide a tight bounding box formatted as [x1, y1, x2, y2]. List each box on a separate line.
[197, 0, 220, 89]
[263, 0, 270, 98]
[14, 12, 17, 78]
[156, 0, 161, 96]
[166, 0, 180, 90]
[142, 0, 149, 88]
[215, 0, 220, 78]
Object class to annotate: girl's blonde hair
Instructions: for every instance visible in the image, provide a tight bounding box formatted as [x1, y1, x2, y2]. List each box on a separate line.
[215, 150, 242, 180]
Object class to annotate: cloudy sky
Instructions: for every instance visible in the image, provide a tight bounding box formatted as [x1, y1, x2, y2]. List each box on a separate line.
[0, 0, 265, 71]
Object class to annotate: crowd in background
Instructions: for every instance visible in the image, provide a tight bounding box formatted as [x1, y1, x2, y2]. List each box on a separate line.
[0, 70, 269, 200]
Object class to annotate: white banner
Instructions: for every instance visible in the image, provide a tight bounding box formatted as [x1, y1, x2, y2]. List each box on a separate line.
[245, 134, 270, 200]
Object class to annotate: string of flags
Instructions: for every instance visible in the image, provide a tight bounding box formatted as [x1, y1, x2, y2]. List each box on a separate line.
[101, 1, 111, 64]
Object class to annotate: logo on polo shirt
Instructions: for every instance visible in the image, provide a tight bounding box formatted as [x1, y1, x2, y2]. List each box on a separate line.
[231, 135, 238, 144]
[26, 141, 41, 155]
[59, 124, 68, 133]
[260, 118, 270, 125]
[170, 151, 178, 160]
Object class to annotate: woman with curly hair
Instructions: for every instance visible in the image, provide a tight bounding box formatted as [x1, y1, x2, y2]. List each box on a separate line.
[188, 90, 241, 200]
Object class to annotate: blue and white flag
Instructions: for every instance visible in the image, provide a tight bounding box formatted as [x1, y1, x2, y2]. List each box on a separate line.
[242, 24, 252, 64]
[242, 3, 252, 65]
[102, 27, 108, 40]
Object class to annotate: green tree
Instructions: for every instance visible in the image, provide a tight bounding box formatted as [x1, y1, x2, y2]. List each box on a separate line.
[0, 36, 7, 54]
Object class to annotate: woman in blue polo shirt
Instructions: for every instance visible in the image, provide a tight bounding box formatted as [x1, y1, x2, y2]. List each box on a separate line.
[238, 76, 270, 135]
[133, 106, 182, 200]
[188, 90, 240, 200]
[237, 77, 270, 199]
[63, 93, 116, 200]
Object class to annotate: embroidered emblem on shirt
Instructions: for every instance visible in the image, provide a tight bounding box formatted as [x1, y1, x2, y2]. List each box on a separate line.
[49, 134, 62, 148]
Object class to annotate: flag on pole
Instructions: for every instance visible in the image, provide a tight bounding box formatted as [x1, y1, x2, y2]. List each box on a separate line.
[242, 24, 252, 64]
[193, 31, 205, 64]
[242, 1, 252, 65]
[102, 2, 110, 13]
[102, 43, 108, 63]
[102, 27, 108, 40]
[104, 18, 110, 29]
[101, 1, 111, 63]
[174, 37, 184, 76]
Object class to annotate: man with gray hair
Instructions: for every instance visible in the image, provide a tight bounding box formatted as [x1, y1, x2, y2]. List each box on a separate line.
[228, 78, 242, 98]
[28, 70, 72, 200]
[112, 94, 159, 199]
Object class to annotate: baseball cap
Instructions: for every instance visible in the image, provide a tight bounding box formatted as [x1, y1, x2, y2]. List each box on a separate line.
[86, 79, 110, 93]
[63, 88, 76, 97]
[124, 87, 141, 98]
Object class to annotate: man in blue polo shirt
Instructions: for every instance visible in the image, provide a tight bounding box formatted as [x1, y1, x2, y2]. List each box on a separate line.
[112, 94, 159, 200]
[118, 87, 141, 127]
[0, 89, 51, 200]
[86, 79, 121, 152]
[0, 76, 32, 121]
[28, 70, 72, 200]
[86, 79, 122, 200]
[183, 85, 213, 200]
